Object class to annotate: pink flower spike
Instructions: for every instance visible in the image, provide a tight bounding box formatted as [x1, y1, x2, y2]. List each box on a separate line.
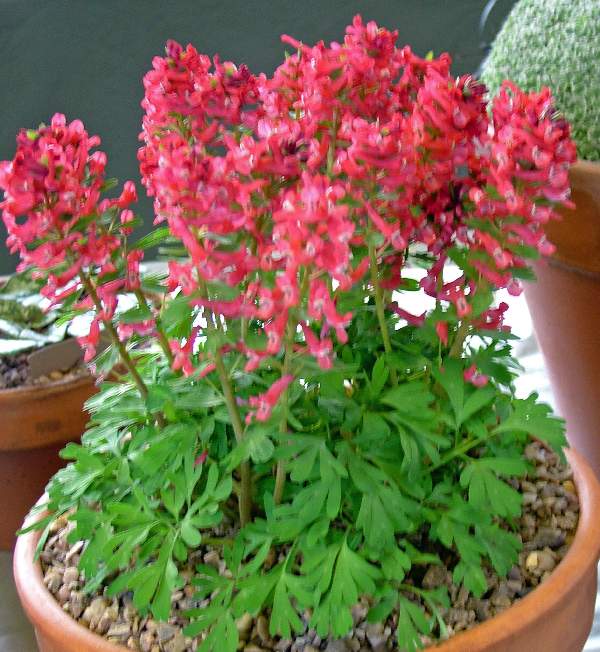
[247, 374, 294, 422]
[464, 364, 489, 388]
[194, 450, 208, 467]
[301, 323, 333, 369]
[435, 321, 449, 346]
[392, 305, 426, 326]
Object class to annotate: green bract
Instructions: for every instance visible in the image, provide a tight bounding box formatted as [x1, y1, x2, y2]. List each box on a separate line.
[481, 0, 600, 161]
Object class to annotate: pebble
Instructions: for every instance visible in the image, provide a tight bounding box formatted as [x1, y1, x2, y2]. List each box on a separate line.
[157, 622, 177, 643]
[325, 641, 350, 652]
[257, 615, 271, 644]
[237, 613, 254, 638]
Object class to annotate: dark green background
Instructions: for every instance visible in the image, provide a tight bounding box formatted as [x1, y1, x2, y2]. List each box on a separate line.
[0, 0, 515, 273]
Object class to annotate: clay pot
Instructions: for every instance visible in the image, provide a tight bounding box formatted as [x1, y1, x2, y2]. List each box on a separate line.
[0, 374, 95, 550]
[525, 160, 600, 477]
[13, 448, 600, 652]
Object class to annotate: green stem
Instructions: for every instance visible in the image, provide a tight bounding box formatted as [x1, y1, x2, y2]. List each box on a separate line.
[273, 321, 294, 505]
[212, 340, 252, 526]
[133, 288, 174, 365]
[368, 239, 398, 385]
[430, 430, 495, 472]
[200, 283, 252, 526]
[80, 272, 148, 400]
[449, 320, 470, 358]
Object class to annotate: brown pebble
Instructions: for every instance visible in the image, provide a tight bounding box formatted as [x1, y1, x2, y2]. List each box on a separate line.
[68, 591, 86, 619]
[536, 550, 556, 572]
[157, 622, 177, 643]
[81, 597, 107, 627]
[63, 566, 79, 585]
[139, 630, 155, 652]
[422, 564, 448, 589]
[256, 614, 270, 644]
[236, 613, 253, 638]
[164, 631, 187, 652]
[203, 550, 220, 568]
[44, 568, 63, 593]
[107, 621, 131, 640]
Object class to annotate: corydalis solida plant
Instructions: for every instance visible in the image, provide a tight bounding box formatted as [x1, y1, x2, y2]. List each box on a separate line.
[2, 16, 575, 652]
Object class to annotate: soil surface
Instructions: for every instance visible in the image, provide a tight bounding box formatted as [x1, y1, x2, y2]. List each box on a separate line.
[0, 352, 87, 389]
[39, 440, 579, 651]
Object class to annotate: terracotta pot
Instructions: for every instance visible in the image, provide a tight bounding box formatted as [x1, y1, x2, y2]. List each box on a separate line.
[524, 159, 600, 477]
[0, 374, 95, 550]
[13, 448, 600, 652]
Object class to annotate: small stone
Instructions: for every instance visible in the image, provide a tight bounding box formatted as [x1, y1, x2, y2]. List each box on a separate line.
[127, 637, 139, 650]
[537, 550, 556, 572]
[351, 603, 368, 624]
[274, 640, 292, 651]
[63, 566, 80, 585]
[243, 646, 266, 652]
[97, 604, 119, 635]
[204, 550, 221, 568]
[139, 630, 155, 652]
[44, 568, 63, 593]
[256, 615, 270, 644]
[49, 370, 63, 380]
[164, 631, 187, 652]
[525, 551, 539, 570]
[325, 641, 350, 652]
[107, 621, 132, 640]
[304, 647, 319, 652]
[157, 622, 177, 643]
[422, 564, 448, 589]
[365, 622, 386, 649]
[69, 590, 86, 619]
[57, 584, 71, 605]
[236, 613, 253, 638]
[563, 480, 576, 494]
[533, 527, 565, 549]
[81, 597, 107, 627]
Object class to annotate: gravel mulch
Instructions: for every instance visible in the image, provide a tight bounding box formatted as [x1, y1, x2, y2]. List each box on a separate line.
[0, 352, 87, 389]
[39, 440, 579, 651]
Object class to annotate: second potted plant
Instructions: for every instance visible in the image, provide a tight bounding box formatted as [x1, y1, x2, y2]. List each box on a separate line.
[481, 0, 600, 476]
[0, 272, 95, 549]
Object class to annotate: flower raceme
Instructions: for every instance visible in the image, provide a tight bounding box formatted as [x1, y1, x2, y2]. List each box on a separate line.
[0, 15, 576, 424]
[0, 113, 154, 363]
[137, 15, 575, 400]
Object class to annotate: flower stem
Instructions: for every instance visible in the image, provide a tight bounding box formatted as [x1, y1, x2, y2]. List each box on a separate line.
[80, 272, 148, 400]
[133, 288, 174, 365]
[199, 283, 252, 526]
[212, 346, 252, 526]
[368, 240, 398, 385]
[449, 320, 470, 358]
[273, 322, 294, 505]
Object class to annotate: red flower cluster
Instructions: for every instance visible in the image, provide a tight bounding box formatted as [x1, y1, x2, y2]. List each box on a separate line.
[0, 17, 576, 421]
[0, 114, 145, 360]
[138, 15, 575, 392]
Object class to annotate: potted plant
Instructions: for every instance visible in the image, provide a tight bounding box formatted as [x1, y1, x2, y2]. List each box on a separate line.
[0, 270, 96, 549]
[481, 0, 600, 475]
[9, 16, 600, 652]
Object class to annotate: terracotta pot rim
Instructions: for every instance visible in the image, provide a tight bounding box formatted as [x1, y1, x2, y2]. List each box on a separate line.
[0, 370, 93, 401]
[13, 448, 600, 652]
